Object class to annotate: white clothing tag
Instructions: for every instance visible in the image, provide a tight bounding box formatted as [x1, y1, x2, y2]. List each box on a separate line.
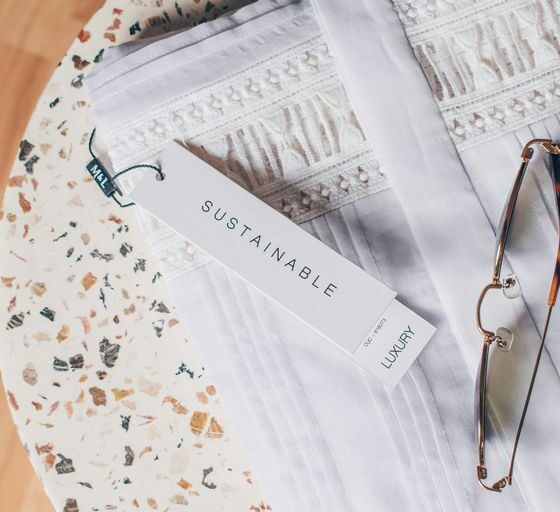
[130, 142, 435, 387]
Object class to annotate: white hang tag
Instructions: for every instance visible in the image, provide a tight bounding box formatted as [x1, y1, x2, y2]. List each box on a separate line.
[130, 142, 435, 388]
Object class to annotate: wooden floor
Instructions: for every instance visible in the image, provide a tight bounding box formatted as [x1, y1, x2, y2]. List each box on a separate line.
[0, 0, 103, 509]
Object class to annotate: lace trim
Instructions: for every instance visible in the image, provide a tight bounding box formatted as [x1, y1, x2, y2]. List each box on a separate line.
[445, 64, 560, 151]
[105, 35, 388, 280]
[394, 0, 514, 29]
[395, 0, 560, 150]
[135, 148, 387, 281]
[104, 36, 335, 166]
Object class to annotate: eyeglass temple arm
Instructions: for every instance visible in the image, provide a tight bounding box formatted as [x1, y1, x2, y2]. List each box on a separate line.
[500, 144, 560, 489]
[547, 152, 560, 306]
[493, 162, 528, 282]
[476, 341, 494, 489]
[492, 140, 547, 282]
[505, 304, 554, 487]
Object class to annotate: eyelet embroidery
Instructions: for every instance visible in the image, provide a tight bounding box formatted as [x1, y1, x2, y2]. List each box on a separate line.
[394, 0, 560, 150]
[103, 36, 388, 280]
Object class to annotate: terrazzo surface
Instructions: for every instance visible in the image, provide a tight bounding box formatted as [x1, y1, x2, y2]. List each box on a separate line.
[0, 1, 269, 510]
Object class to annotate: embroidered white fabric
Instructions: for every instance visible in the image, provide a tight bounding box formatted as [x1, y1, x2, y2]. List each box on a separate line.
[86, 0, 560, 510]
[394, 0, 560, 151]
[87, 5, 387, 280]
[314, 0, 560, 510]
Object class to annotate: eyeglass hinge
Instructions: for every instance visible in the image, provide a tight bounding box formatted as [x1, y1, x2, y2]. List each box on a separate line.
[491, 476, 510, 491]
[477, 465, 487, 480]
[521, 143, 534, 162]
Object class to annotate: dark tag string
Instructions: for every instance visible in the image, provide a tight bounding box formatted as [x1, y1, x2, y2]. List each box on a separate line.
[86, 128, 165, 208]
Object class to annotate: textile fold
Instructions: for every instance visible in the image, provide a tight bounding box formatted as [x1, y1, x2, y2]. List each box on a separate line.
[85, 0, 560, 509]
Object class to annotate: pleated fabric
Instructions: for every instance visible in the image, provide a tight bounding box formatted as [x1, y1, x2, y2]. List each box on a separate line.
[85, 0, 560, 509]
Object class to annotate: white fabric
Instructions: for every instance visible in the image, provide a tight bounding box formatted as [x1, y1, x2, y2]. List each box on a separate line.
[85, 0, 560, 510]
[394, 0, 560, 152]
[86, 0, 388, 280]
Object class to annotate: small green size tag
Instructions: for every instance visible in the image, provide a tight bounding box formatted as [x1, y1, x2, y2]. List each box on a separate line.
[86, 158, 118, 197]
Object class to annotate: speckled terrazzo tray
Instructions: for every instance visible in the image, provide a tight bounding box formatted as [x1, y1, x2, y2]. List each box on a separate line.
[0, 1, 270, 510]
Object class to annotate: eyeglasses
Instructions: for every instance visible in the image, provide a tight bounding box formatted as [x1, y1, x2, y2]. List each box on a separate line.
[475, 138, 560, 492]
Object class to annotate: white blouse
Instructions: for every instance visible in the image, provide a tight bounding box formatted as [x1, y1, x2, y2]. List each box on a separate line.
[85, 0, 560, 510]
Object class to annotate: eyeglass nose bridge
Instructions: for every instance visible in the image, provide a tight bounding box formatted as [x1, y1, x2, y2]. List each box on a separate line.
[476, 282, 502, 339]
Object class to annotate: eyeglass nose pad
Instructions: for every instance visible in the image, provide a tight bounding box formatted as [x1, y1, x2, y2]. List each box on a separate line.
[495, 327, 514, 352]
[502, 273, 521, 299]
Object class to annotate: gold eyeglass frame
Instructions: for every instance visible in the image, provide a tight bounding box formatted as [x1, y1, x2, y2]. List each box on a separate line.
[476, 138, 560, 492]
